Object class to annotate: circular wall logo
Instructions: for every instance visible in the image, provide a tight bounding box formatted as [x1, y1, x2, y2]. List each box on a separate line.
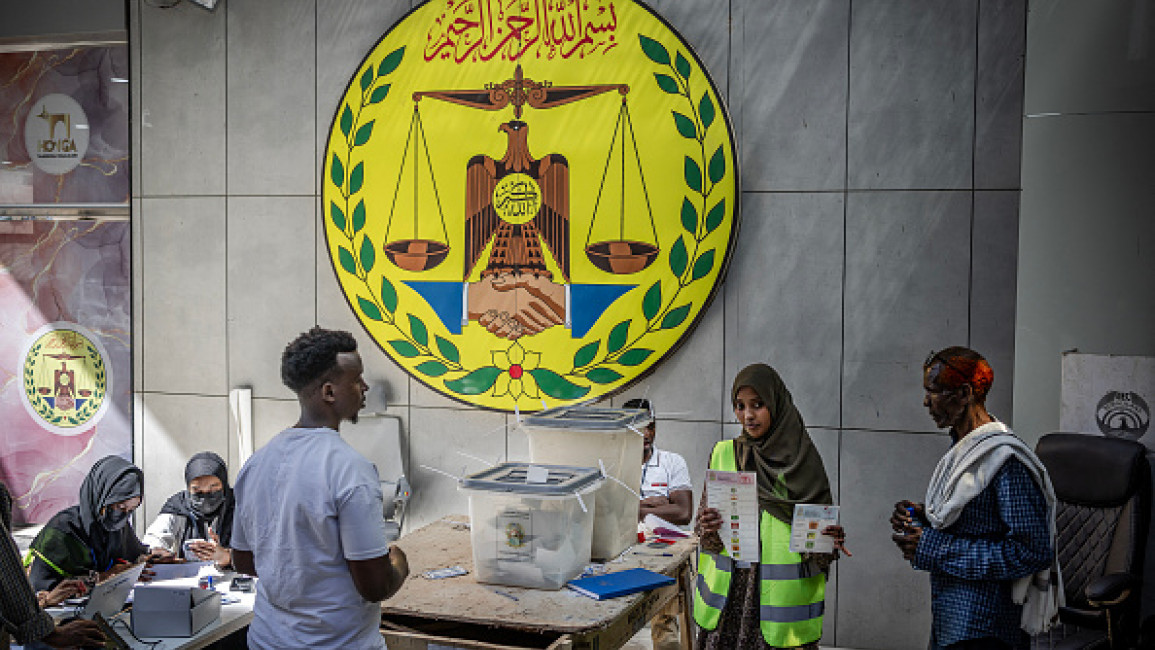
[1096, 391, 1150, 440]
[323, 0, 739, 412]
[20, 323, 111, 435]
[24, 93, 90, 175]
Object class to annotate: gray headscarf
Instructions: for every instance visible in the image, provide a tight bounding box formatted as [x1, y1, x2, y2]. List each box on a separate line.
[78, 455, 143, 530]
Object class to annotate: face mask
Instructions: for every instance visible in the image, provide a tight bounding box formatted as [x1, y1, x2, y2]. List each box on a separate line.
[190, 490, 225, 516]
[101, 507, 130, 531]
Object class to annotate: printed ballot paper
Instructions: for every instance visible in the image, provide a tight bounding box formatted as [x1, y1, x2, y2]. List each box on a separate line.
[789, 504, 840, 554]
[705, 470, 759, 562]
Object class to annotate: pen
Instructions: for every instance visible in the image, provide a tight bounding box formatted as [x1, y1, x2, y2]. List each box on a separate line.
[634, 551, 674, 557]
[492, 589, 520, 602]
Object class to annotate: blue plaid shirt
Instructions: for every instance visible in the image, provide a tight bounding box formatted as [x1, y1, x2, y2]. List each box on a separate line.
[913, 458, 1052, 649]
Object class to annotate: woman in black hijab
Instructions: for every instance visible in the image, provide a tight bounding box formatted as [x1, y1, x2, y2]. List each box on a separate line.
[142, 452, 235, 569]
[27, 455, 150, 591]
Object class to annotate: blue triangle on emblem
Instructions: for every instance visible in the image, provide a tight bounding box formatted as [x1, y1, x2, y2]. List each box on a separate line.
[403, 281, 465, 335]
[570, 284, 636, 338]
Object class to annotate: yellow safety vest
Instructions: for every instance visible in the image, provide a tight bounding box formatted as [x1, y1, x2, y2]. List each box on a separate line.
[693, 440, 826, 647]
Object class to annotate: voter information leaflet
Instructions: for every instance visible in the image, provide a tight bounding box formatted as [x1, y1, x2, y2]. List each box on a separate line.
[788, 504, 840, 554]
[705, 470, 759, 562]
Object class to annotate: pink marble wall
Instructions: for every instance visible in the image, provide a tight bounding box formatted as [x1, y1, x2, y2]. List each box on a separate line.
[0, 221, 131, 525]
[0, 45, 130, 204]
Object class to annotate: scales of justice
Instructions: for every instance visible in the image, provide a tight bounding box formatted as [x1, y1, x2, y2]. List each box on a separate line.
[380, 65, 660, 340]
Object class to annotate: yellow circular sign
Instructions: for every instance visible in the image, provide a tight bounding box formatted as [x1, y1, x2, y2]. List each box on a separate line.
[323, 0, 739, 412]
[493, 172, 542, 225]
[20, 323, 110, 435]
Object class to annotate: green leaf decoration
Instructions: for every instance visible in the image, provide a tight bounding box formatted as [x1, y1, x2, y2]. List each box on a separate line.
[608, 320, 631, 353]
[408, 313, 429, 346]
[359, 234, 376, 273]
[661, 303, 692, 329]
[672, 111, 697, 139]
[691, 249, 716, 281]
[389, 340, 420, 357]
[642, 281, 662, 320]
[369, 85, 391, 104]
[339, 105, 353, 138]
[378, 47, 405, 76]
[338, 247, 357, 275]
[617, 348, 653, 366]
[353, 120, 375, 147]
[357, 296, 383, 321]
[669, 236, 688, 277]
[330, 153, 344, 188]
[705, 199, 725, 234]
[445, 366, 503, 395]
[359, 67, 374, 92]
[435, 335, 460, 363]
[330, 202, 346, 232]
[680, 198, 697, 234]
[573, 340, 600, 369]
[416, 360, 449, 377]
[586, 367, 624, 384]
[529, 369, 591, 400]
[675, 52, 692, 81]
[380, 277, 398, 313]
[654, 73, 679, 94]
[699, 93, 715, 131]
[350, 162, 364, 194]
[708, 145, 726, 184]
[352, 200, 366, 234]
[639, 35, 670, 65]
[684, 156, 702, 193]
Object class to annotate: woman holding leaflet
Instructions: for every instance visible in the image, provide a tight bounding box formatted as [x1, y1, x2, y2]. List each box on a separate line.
[694, 363, 849, 649]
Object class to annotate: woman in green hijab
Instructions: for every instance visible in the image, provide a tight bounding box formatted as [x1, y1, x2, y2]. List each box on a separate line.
[26, 455, 152, 592]
[693, 363, 849, 649]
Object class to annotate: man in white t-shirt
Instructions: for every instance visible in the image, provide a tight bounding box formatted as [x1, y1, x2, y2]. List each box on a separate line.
[624, 398, 692, 650]
[232, 327, 408, 649]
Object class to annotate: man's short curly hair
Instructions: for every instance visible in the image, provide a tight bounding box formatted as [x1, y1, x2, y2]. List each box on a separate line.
[281, 327, 358, 393]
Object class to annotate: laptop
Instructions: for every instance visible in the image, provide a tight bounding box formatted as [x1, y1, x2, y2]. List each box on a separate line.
[81, 562, 146, 620]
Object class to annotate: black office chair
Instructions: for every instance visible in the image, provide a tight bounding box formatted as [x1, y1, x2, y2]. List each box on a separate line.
[1035, 433, 1151, 650]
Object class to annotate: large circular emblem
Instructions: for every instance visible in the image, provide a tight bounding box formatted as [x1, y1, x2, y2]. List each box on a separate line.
[24, 93, 90, 175]
[323, 0, 739, 411]
[20, 323, 111, 435]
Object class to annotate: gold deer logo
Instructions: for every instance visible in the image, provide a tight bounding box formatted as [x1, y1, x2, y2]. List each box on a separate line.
[36, 106, 71, 140]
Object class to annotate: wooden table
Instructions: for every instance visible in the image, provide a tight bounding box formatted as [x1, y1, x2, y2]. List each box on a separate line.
[381, 516, 696, 650]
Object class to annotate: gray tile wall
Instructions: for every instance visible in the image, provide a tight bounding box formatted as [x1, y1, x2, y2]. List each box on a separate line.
[131, 1, 1025, 648]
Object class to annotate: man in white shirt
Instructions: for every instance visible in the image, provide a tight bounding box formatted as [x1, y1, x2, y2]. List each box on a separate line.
[232, 327, 408, 649]
[624, 398, 692, 650]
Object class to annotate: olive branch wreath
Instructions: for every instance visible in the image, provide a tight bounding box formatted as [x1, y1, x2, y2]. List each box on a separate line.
[329, 35, 731, 406]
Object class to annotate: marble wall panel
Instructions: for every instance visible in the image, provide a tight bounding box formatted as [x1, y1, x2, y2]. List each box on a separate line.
[723, 192, 844, 429]
[140, 197, 228, 395]
[976, 0, 1026, 190]
[406, 406, 508, 531]
[971, 191, 1019, 425]
[843, 191, 971, 432]
[138, 2, 225, 196]
[848, 0, 976, 190]
[226, 196, 317, 399]
[245, 396, 301, 453]
[133, 198, 143, 391]
[226, 0, 316, 196]
[1024, 0, 1155, 115]
[837, 429, 950, 650]
[138, 392, 229, 523]
[130, 0, 141, 198]
[315, 224, 412, 410]
[732, 0, 849, 192]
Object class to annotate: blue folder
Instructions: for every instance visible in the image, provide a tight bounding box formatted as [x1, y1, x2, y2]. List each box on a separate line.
[565, 567, 675, 600]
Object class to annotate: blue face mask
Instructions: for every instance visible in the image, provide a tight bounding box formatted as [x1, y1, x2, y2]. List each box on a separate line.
[101, 507, 130, 531]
